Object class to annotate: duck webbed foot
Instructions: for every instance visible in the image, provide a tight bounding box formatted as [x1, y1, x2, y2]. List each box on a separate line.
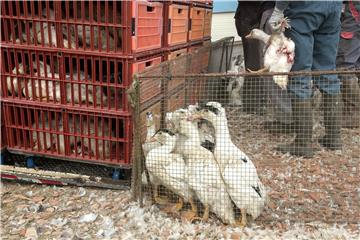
[153, 184, 169, 205]
[192, 203, 210, 223]
[164, 196, 184, 213]
[237, 208, 248, 227]
[181, 197, 199, 221]
[247, 67, 269, 73]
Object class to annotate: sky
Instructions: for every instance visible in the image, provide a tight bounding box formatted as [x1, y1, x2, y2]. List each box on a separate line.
[213, 0, 237, 13]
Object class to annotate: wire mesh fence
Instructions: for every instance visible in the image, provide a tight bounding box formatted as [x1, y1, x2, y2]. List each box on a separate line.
[130, 38, 360, 227]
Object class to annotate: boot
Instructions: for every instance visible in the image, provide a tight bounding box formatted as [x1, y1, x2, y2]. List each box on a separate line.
[319, 94, 342, 150]
[341, 76, 360, 128]
[264, 121, 295, 134]
[276, 99, 314, 158]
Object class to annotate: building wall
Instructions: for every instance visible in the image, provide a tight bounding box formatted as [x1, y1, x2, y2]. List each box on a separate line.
[211, 12, 241, 42]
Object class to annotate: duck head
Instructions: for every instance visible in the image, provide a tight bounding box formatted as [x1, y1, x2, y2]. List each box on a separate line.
[166, 108, 190, 132]
[189, 103, 223, 124]
[151, 129, 177, 147]
[245, 29, 270, 43]
[146, 111, 154, 127]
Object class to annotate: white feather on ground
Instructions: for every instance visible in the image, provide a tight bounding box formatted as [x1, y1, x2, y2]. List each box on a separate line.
[1, 182, 358, 239]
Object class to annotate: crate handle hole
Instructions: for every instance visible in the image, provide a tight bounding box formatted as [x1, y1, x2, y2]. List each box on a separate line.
[145, 61, 153, 68]
[197, 10, 201, 15]
[178, 9, 183, 14]
[147, 6, 154, 12]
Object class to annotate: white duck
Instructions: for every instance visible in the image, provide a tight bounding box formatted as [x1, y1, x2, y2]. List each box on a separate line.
[79, 118, 114, 159]
[227, 77, 244, 106]
[24, 61, 60, 101]
[187, 104, 216, 152]
[141, 112, 161, 186]
[146, 129, 196, 217]
[246, 18, 295, 90]
[192, 102, 267, 226]
[6, 63, 27, 96]
[31, 115, 54, 151]
[173, 109, 236, 225]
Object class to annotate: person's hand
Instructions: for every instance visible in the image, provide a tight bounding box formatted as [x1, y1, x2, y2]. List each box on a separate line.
[268, 7, 284, 32]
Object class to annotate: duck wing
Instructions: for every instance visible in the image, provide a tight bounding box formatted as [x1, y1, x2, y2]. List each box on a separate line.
[223, 158, 266, 219]
[187, 150, 236, 225]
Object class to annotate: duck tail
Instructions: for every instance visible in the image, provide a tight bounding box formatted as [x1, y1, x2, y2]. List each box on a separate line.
[273, 75, 288, 90]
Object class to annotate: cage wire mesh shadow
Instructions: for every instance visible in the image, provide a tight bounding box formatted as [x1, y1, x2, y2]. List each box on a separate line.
[130, 39, 360, 227]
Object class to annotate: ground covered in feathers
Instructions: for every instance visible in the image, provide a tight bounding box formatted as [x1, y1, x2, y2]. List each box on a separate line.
[1, 108, 359, 239]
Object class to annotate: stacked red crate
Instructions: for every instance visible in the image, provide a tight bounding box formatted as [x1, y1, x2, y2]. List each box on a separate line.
[0, 1, 165, 167]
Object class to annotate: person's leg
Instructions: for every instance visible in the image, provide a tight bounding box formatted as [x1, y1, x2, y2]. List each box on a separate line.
[235, 17, 265, 114]
[337, 30, 360, 128]
[275, 21, 315, 157]
[312, 2, 343, 149]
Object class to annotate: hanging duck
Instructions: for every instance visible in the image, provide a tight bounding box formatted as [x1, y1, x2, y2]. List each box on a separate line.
[246, 17, 295, 90]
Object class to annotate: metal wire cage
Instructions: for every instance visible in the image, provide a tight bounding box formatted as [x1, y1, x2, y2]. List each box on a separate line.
[129, 38, 360, 228]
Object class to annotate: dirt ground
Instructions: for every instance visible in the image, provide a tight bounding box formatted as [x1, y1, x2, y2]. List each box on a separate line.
[225, 107, 359, 228]
[1, 108, 359, 239]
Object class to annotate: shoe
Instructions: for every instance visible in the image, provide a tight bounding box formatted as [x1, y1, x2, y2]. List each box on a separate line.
[275, 99, 314, 158]
[319, 93, 342, 150]
[341, 76, 360, 129]
[264, 121, 295, 134]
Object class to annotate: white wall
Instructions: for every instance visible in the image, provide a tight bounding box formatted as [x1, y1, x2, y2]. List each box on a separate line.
[211, 12, 241, 42]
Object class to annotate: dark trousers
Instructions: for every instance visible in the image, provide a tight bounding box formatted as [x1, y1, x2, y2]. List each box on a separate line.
[235, 18, 266, 114]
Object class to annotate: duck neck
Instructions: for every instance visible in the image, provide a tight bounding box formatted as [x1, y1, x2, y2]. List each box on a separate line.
[146, 123, 155, 141]
[182, 121, 201, 146]
[159, 140, 176, 153]
[213, 116, 232, 146]
[159, 144, 174, 153]
[253, 31, 270, 44]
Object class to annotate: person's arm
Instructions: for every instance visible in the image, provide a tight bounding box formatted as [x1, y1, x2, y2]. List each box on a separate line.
[275, 1, 289, 12]
[268, 1, 289, 31]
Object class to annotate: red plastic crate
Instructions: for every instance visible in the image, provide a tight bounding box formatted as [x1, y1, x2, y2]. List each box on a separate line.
[167, 4, 189, 46]
[1, 105, 6, 151]
[136, 55, 165, 105]
[203, 8, 212, 37]
[131, 1, 163, 53]
[1, 1, 163, 54]
[132, 55, 162, 73]
[166, 47, 188, 91]
[1, 47, 163, 113]
[189, 7, 205, 41]
[167, 47, 188, 60]
[167, 87, 186, 113]
[189, 42, 209, 73]
[1, 48, 62, 105]
[3, 102, 132, 166]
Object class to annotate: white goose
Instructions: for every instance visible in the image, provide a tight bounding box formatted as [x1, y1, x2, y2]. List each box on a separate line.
[193, 102, 267, 226]
[146, 129, 195, 216]
[173, 109, 236, 225]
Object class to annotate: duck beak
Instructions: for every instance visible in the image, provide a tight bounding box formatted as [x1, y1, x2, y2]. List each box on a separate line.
[245, 33, 251, 39]
[187, 114, 201, 121]
[148, 136, 158, 143]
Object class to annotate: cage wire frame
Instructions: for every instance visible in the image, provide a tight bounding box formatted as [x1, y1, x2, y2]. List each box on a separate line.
[129, 39, 360, 226]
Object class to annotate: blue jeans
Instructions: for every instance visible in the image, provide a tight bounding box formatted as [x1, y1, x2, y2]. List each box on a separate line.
[285, 1, 342, 99]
